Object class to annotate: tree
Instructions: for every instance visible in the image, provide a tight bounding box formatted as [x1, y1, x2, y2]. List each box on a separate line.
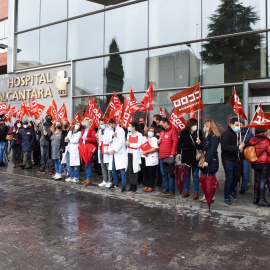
[201, 0, 262, 83]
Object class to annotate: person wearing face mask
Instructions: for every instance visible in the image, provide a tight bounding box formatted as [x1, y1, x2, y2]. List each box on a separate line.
[37, 115, 55, 175]
[79, 120, 97, 186]
[17, 121, 35, 170]
[221, 116, 245, 206]
[63, 121, 82, 183]
[126, 121, 143, 192]
[177, 118, 203, 199]
[97, 119, 113, 187]
[44, 121, 64, 180]
[0, 115, 9, 166]
[141, 127, 159, 192]
[158, 117, 178, 196]
[60, 119, 70, 175]
[7, 120, 23, 168]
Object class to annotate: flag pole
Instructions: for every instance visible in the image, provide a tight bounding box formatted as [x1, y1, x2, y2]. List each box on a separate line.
[198, 82, 201, 137]
[238, 113, 241, 141]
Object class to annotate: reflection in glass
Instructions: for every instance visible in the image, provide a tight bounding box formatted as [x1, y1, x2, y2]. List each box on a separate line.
[202, 0, 266, 37]
[16, 30, 39, 69]
[105, 2, 148, 53]
[149, 0, 201, 47]
[74, 58, 104, 96]
[148, 45, 201, 90]
[201, 33, 266, 84]
[68, 14, 104, 60]
[40, 0, 67, 25]
[40, 23, 67, 65]
[16, 0, 40, 31]
[68, 0, 104, 17]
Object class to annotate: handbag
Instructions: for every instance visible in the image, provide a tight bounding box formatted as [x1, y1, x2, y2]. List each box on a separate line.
[5, 134, 13, 141]
[244, 146, 258, 163]
[189, 134, 203, 162]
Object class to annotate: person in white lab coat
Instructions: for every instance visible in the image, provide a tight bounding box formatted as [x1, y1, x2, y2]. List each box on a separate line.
[63, 121, 82, 183]
[126, 121, 143, 192]
[97, 118, 113, 188]
[107, 118, 127, 192]
[141, 127, 159, 192]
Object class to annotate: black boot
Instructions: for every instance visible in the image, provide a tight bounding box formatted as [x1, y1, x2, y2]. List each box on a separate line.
[121, 185, 126, 192]
[258, 179, 270, 207]
[132, 184, 137, 192]
[253, 183, 260, 204]
[128, 184, 133, 191]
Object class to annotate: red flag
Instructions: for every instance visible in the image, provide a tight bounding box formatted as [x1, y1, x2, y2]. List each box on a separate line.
[30, 97, 39, 118]
[4, 103, 12, 123]
[110, 105, 123, 125]
[121, 95, 132, 128]
[34, 104, 45, 120]
[46, 99, 58, 122]
[81, 112, 94, 127]
[0, 103, 7, 115]
[159, 107, 165, 118]
[57, 103, 68, 122]
[190, 106, 196, 119]
[164, 108, 171, 119]
[91, 97, 104, 128]
[169, 109, 187, 132]
[104, 92, 122, 123]
[247, 103, 270, 129]
[71, 111, 82, 126]
[129, 87, 147, 114]
[170, 84, 201, 117]
[140, 81, 154, 111]
[198, 96, 204, 110]
[20, 98, 31, 117]
[229, 87, 247, 120]
[15, 108, 25, 121]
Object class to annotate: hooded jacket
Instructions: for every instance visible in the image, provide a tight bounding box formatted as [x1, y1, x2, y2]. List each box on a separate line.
[7, 120, 22, 145]
[249, 135, 270, 165]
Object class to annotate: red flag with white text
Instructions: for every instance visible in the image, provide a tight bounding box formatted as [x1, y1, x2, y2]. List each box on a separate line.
[129, 87, 147, 114]
[57, 103, 68, 122]
[103, 92, 122, 123]
[91, 97, 104, 128]
[34, 104, 45, 120]
[159, 107, 165, 118]
[121, 95, 132, 128]
[0, 103, 7, 115]
[71, 111, 82, 126]
[46, 99, 58, 122]
[140, 81, 154, 111]
[229, 87, 247, 120]
[247, 102, 270, 129]
[169, 109, 187, 132]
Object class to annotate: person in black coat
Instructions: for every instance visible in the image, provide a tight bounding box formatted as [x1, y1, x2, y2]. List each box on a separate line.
[177, 118, 203, 200]
[0, 115, 10, 166]
[17, 120, 35, 170]
[200, 120, 220, 202]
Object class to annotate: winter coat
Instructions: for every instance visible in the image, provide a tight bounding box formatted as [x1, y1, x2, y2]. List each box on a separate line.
[80, 127, 97, 162]
[38, 122, 53, 147]
[249, 135, 270, 165]
[221, 126, 240, 162]
[97, 127, 113, 164]
[240, 127, 254, 159]
[177, 129, 203, 168]
[17, 127, 35, 152]
[159, 126, 178, 159]
[0, 123, 9, 142]
[203, 133, 220, 173]
[7, 120, 22, 145]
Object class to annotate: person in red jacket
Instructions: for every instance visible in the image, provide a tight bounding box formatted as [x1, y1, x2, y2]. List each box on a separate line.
[80, 120, 97, 186]
[158, 118, 178, 196]
[249, 128, 270, 207]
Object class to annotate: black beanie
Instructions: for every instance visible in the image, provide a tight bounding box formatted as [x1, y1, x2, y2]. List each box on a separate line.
[255, 128, 268, 135]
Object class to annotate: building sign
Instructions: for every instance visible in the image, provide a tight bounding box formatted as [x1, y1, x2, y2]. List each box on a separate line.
[0, 68, 70, 102]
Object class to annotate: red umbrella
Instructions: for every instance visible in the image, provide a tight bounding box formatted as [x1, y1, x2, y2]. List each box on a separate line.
[78, 143, 97, 167]
[198, 174, 219, 210]
[174, 163, 190, 195]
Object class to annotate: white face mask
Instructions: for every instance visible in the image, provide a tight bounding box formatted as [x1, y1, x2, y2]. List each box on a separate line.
[191, 125, 197, 132]
[23, 125, 28, 129]
[17, 124, 22, 128]
[75, 124, 80, 130]
[37, 120, 40, 124]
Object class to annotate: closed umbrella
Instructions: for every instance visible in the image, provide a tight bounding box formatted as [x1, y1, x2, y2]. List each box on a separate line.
[78, 143, 97, 167]
[174, 162, 190, 195]
[162, 157, 176, 175]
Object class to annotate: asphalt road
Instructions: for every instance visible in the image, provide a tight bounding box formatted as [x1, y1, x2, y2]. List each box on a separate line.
[0, 174, 269, 270]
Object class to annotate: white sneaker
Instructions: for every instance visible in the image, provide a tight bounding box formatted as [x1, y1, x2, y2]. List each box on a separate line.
[71, 178, 79, 183]
[65, 177, 72, 182]
[106, 182, 112, 188]
[54, 173, 62, 180]
[98, 181, 107, 187]
[52, 174, 57, 179]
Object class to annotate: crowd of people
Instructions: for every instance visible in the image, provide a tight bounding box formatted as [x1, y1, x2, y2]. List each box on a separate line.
[0, 112, 269, 207]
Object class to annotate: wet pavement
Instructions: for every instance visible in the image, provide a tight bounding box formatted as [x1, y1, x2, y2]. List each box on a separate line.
[0, 173, 270, 269]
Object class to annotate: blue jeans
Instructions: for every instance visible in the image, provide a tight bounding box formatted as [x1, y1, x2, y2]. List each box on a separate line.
[84, 161, 92, 180]
[40, 146, 55, 171]
[160, 158, 175, 192]
[0, 141, 6, 163]
[223, 160, 241, 199]
[185, 167, 199, 193]
[112, 155, 127, 186]
[53, 159, 63, 174]
[241, 159, 250, 190]
[66, 151, 80, 179]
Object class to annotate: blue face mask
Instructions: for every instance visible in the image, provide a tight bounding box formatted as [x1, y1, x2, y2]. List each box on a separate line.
[109, 126, 114, 131]
[233, 126, 240, 133]
[148, 131, 154, 138]
[128, 127, 132, 132]
[100, 124, 106, 130]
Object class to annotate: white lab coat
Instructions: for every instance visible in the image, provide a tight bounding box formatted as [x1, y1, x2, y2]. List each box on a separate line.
[141, 136, 159, 166]
[62, 130, 81, 166]
[108, 126, 127, 170]
[97, 127, 113, 164]
[126, 131, 143, 173]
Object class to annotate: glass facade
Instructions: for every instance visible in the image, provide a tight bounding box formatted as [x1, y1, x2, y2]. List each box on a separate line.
[14, 0, 270, 123]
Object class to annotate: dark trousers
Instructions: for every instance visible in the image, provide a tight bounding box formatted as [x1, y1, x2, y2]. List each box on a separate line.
[156, 160, 163, 187]
[23, 151, 32, 168]
[138, 157, 145, 183]
[223, 160, 241, 199]
[144, 165, 157, 188]
[128, 153, 138, 185]
[12, 144, 22, 165]
[33, 141, 40, 165]
[254, 166, 270, 199]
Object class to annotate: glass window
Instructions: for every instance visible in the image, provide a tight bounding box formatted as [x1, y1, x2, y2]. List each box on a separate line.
[40, 23, 67, 65]
[201, 33, 267, 85]
[74, 58, 104, 96]
[202, 0, 266, 38]
[149, 0, 201, 47]
[16, 30, 39, 69]
[16, 0, 40, 31]
[148, 44, 201, 90]
[68, 0, 104, 17]
[40, 0, 67, 25]
[68, 13, 104, 60]
[104, 50, 148, 94]
[105, 2, 148, 53]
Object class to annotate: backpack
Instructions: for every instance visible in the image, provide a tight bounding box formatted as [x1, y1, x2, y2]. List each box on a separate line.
[244, 146, 258, 163]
